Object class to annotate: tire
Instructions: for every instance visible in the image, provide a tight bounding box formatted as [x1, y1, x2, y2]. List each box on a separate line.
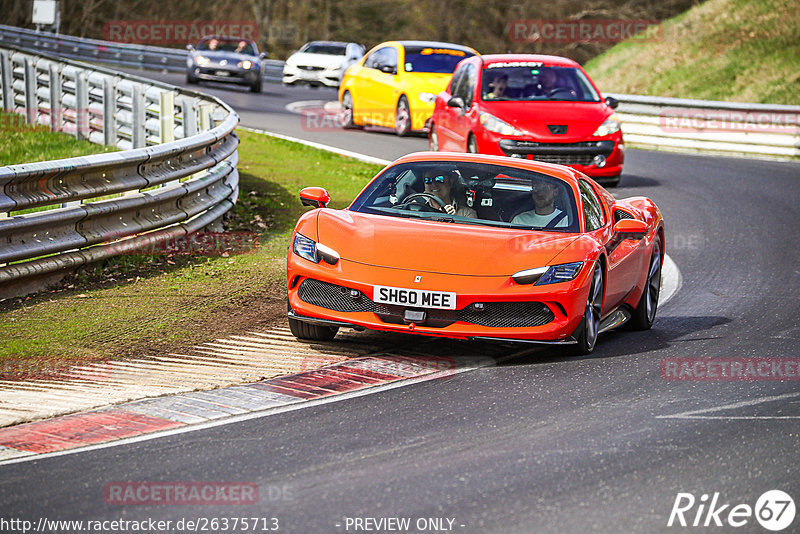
[598, 174, 621, 188]
[467, 134, 478, 153]
[571, 263, 604, 355]
[627, 237, 662, 330]
[186, 73, 197, 85]
[250, 79, 262, 93]
[340, 91, 360, 129]
[288, 301, 339, 341]
[395, 96, 411, 136]
[429, 123, 439, 151]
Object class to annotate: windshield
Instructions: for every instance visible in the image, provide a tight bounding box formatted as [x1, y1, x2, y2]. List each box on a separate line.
[301, 43, 347, 55]
[197, 38, 256, 55]
[481, 64, 600, 102]
[403, 46, 475, 73]
[350, 161, 580, 232]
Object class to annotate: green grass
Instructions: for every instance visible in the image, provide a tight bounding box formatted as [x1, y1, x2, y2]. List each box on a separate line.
[0, 111, 116, 166]
[0, 129, 382, 363]
[584, 0, 800, 104]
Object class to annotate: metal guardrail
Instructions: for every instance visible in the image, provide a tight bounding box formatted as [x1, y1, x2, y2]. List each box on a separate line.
[0, 44, 240, 297]
[0, 24, 286, 83]
[608, 95, 800, 159]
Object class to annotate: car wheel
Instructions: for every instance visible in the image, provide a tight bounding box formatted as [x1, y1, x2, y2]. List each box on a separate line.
[572, 263, 603, 355]
[467, 134, 478, 153]
[429, 123, 439, 151]
[288, 301, 339, 341]
[250, 79, 262, 93]
[598, 174, 621, 187]
[186, 73, 197, 85]
[340, 91, 360, 129]
[627, 237, 662, 330]
[395, 96, 411, 136]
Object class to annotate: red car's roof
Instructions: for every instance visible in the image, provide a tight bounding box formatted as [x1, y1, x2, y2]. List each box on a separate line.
[478, 54, 581, 68]
[390, 151, 585, 186]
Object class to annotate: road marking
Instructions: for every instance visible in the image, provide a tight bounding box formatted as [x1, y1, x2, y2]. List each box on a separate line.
[657, 391, 800, 420]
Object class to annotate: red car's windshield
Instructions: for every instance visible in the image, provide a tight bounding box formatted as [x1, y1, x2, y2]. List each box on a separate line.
[350, 161, 580, 232]
[481, 64, 600, 102]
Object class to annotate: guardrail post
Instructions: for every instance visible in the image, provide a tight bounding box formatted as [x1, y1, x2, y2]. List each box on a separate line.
[180, 97, 197, 138]
[159, 90, 174, 143]
[1, 51, 12, 111]
[23, 58, 36, 124]
[198, 103, 212, 132]
[75, 70, 89, 140]
[132, 83, 145, 148]
[102, 77, 116, 146]
[48, 63, 62, 132]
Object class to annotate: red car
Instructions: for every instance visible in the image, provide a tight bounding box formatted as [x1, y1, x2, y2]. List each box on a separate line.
[287, 152, 664, 355]
[429, 54, 624, 186]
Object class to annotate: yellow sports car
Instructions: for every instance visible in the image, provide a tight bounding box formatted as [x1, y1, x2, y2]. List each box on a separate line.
[338, 40, 478, 136]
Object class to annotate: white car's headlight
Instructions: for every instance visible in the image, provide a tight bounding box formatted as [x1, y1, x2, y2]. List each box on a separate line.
[238, 60, 253, 69]
[479, 112, 524, 136]
[293, 233, 340, 265]
[418, 92, 437, 103]
[592, 114, 621, 137]
[194, 55, 210, 66]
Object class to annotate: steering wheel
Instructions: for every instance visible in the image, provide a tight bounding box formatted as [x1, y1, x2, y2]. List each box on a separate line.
[547, 87, 575, 98]
[396, 193, 446, 212]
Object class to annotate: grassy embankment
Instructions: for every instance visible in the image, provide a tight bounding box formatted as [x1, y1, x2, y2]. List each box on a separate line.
[585, 0, 799, 105]
[0, 123, 381, 364]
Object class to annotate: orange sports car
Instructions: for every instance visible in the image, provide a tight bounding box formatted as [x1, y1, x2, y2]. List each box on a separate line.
[287, 153, 664, 355]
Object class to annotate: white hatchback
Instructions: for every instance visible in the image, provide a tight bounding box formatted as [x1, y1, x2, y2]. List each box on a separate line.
[283, 41, 365, 88]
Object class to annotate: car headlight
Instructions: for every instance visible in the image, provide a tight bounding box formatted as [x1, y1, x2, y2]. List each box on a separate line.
[535, 262, 584, 285]
[479, 112, 524, 136]
[292, 233, 340, 265]
[238, 60, 253, 69]
[418, 92, 437, 103]
[592, 114, 621, 137]
[194, 55, 210, 66]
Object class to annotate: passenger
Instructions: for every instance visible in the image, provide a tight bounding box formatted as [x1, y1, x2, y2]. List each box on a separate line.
[422, 169, 477, 218]
[484, 73, 509, 100]
[511, 181, 569, 228]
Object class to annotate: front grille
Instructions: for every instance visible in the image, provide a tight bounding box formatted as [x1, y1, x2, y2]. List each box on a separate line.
[459, 302, 554, 328]
[532, 153, 594, 165]
[298, 65, 325, 71]
[298, 279, 375, 312]
[298, 279, 554, 328]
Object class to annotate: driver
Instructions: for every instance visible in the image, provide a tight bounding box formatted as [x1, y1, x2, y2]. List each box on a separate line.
[422, 169, 477, 218]
[511, 180, 569, 228]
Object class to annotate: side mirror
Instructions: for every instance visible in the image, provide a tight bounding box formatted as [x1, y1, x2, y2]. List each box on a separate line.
[300, 187, 331, 209]
[614, 218, 647, 240]
[605, 96, 619, 109]
[186, 44, 194, 51]
[379, 64, 396, 74]
[260, 52, 269, 60]
[447, 96, 465, 108]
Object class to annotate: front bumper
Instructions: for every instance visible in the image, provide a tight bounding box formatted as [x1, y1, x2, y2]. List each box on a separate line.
[283, 65, 342, 87]
[191, 66, 259, 85]
[287, 258, 594, 342]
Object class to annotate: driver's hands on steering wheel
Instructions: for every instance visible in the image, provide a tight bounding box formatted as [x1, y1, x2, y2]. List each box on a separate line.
[442, 204, 456, 215]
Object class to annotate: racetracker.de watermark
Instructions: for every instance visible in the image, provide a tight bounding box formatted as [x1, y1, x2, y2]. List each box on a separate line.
[659, 109, 800, 133]
[103, 232, 259, 257]
[661, 358, 800, 381]
[509, 19, 662, 43]
[0, 358, 112, 381]
[103, 482, 262, 505]
[103, 21, 258, 45]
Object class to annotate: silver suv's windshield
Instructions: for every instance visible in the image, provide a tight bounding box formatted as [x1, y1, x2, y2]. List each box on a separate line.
[481, 64, 600, 102]
[350, 161, 580, 232]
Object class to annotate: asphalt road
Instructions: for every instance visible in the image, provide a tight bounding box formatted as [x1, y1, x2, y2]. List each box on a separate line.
[2, 75, 800, 533]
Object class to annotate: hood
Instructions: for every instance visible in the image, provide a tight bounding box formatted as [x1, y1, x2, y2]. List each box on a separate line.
[480, 101, 610, 141]
[193, 51, 255, 64]
[317, 210, 579, 276]
[288, 52, 347, 69]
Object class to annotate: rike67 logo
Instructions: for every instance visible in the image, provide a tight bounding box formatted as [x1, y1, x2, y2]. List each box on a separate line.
[668, 490, 795, 531]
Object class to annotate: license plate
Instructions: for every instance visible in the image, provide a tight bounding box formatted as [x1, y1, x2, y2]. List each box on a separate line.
[373, 285, 456, 310]
[215, 70, 231, 77]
